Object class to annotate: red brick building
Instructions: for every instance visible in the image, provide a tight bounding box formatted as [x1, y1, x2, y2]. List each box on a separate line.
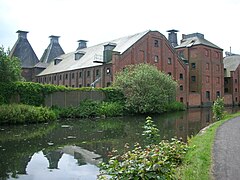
[36, 30, 189, 105]
[175, 33, 224, 107]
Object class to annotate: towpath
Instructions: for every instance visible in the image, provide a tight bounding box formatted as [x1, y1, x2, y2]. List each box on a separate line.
[212, 116, 240, 180]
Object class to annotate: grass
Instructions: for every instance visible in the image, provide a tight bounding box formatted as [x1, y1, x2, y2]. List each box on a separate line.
[176, 111, 240, 180]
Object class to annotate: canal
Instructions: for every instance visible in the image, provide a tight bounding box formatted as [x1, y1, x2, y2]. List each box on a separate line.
[0, 107, 239, 180]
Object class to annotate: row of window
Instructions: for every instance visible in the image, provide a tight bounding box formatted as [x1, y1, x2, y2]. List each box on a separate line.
[191, 63, 220, 71]
[191, 76, 220, 83]
[153, 56, 172, 64]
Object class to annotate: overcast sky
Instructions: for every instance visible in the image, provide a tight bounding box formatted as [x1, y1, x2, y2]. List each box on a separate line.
[1, 0, 240, 58]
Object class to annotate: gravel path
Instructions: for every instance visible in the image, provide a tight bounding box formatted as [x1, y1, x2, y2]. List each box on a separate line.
[212, 117, 240, 180]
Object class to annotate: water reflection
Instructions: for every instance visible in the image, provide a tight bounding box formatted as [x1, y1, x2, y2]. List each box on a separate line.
[0, 107, 239, 179]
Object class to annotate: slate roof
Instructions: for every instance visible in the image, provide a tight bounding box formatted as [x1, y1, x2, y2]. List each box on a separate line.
[10, 31, 39, 68]
[40, 36, 65, 63]
[223, 55, 240, 77]
[37, 30, 150, 76]
[176, 33, 222, 50]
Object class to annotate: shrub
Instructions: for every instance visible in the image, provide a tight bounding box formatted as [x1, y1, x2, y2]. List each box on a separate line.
[98, 102, 124, 117]
[98, 117, 189, 179]
[0, 104, 57, 124]
[164, 101, 186, 112]
[113, 63, 177, 114]
[212, 97, 224, 120]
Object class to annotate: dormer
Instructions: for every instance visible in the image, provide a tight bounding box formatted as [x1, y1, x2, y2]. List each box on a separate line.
[75, 51, 85, 60]
[103, 42, 117, 63]
[54, 58, 62, 65]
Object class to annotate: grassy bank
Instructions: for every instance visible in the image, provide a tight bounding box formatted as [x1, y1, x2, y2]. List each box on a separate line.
[176, 111, 240, 180]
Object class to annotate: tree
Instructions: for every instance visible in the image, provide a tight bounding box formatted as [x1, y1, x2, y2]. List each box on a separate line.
[212, 97, 224, 120]
[0, 47, 22, 83]
[113, 63, 177, 114]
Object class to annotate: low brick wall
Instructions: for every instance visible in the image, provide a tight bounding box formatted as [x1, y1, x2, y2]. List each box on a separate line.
[44, 91, 105, 107]
[188, 93, 201, 107]
[224, 94, 233, 106]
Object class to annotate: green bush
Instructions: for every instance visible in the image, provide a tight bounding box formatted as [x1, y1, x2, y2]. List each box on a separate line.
[97, 102, 124, 117]
[113, 63, 178, 114]
[0, 104, 57, 124]
[212, 97, 224, 120]
[98, 117, 189, 179]
[164, 101, 186, 112]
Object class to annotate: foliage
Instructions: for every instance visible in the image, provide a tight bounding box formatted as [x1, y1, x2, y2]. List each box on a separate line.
[0, 104, 57, 124]
[142, 116, 160, 145]
[212, 97, 224, 120]
[98, 117, 189, 179]
[97, 102, 124, 117]
[113, 63, 177, 114]
[176, 111, 240, 180]
[0, 47, 22, 83]
[164, 101, 186, 112]
[101, 87, 125, 103]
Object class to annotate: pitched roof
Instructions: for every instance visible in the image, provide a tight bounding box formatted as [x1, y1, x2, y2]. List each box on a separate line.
[176, 33, 222, 50]
[40, 36, 65, 63]
[37, 30, 150, 76]
[10, 30, 39, 68]
[223, 55, 240, 77]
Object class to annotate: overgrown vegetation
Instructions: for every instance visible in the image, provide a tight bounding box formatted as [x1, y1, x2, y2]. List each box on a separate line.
[113, 63, 178, 114]
[175, 111, 240, 180]
[98, 117, 189, 179]
[0, 104, 57, 124]
[212, 97, 225, 120]
[0, 47, 22, 83]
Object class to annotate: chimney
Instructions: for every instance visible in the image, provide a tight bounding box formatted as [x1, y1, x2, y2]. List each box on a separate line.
[49, 35, 60, 43]
[16, 30, 29, 39]
[167, 29, 179, 47]
[77, 40, 88, 50]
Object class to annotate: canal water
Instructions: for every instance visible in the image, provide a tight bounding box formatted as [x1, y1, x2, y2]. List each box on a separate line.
[0, 107, 239, 180]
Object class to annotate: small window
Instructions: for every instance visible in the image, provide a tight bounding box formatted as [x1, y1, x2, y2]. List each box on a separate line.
[71, 73, 75, 79]
[224, 88, 228, 93]
[216, 64, 220, 71]
[106, 68, 111, 74]
[72, 85, 75, 88]
[65, 74, 68, 79]
[216, 91, 220, 97]
[96, 69, 99, 76]
[206, 76, 210, 83]
[107, 82, 111, 87]
[206, 91, 210, 100]
[235, 88, 238, 92]
[79, 71, 82, 78]
[235, 79, 237, 83]
[154, 55, 159, 63]
[59, 74, 62, 80]
[180, 85, 183, 91]
[180, 97, 184, 102]
[54, 75, 56, 81]
[191, 63, 196, 69]
[87, 83, 90, 87]
[179, 73, 183, 80]
[79, 84, 82, 88]
[154, 40, 159, 47]
[191, 76, 196, 82]
[87, 71, 90, 77]
[206, 63, 209, 70]
[168, 58, 172, 64]
[236, 97, 238, 102]
[205, 49, 209, 56]
[168, 72, 172, 76]
[49, 76, 51, 81]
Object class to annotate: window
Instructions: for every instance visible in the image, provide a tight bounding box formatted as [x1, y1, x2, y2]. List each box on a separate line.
[217, 77, 220, 84]
[206, 91, 210, 100]
[178, 50, 184, 58]
[179, 73, 183, 80]
[216, 91, 220, 97]
[87, 71, 90, 77]
[206, 63, 209, 70]
[106, 68, 111, 74]
[79, 71, 82, 78]
[96, 69, 99, 76]
[49, 76, 51, 81]
[154, 55, 159, 63]
[87, 83, 90, 87]
[236, 97, 238, 102]
[224, 88, 228, 93]
[205, 49, 209, 56]
[59, 74, 62, 80]
[107, 82, 111, 87]
[168, 72, 172, 76]
[216, 64, 220, 71]
[206, 76, 210, 83]
[71, 73, 75, 79]
[191, 76, 196, 82]
[180, 97, 184, 102]
[72, 85, 75, 88]
[65, 74, 68, 79]
[180, 85, 183, 91]
[54, 75, 56, 81]
[168, 58, 172, 64]
[154, 40, 159, 47]
[235, 79, 237, 83]
[235, 88, 238, 92]
[79, 84, 82, 88]
[191, 63, 196, 69]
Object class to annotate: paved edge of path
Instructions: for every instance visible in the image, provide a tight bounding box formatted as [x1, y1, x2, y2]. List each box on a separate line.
[212, 116, 240, 180]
